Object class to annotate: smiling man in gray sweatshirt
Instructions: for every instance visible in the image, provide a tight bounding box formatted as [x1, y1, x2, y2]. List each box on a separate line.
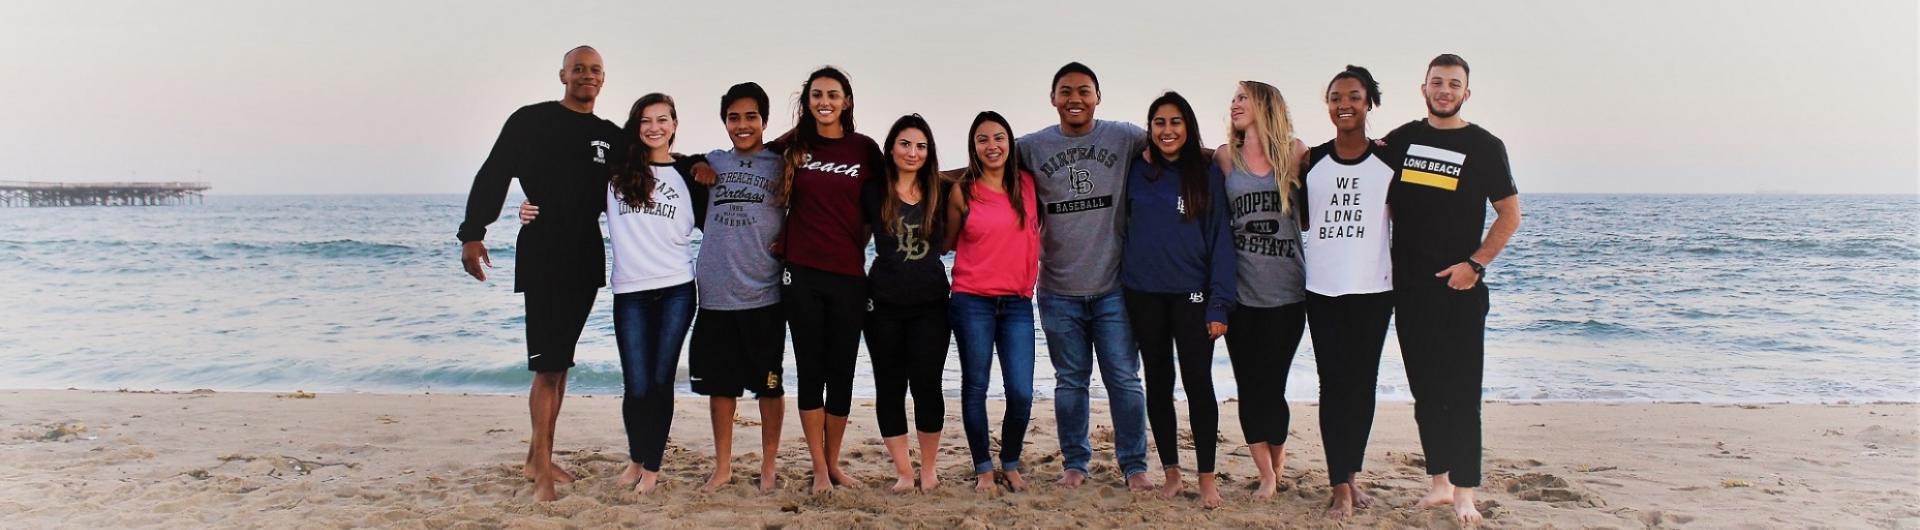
[1017, 62, 1153, 491]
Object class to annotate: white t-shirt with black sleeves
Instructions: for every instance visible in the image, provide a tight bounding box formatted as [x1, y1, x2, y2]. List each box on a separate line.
[1303, 140, 1395, 297]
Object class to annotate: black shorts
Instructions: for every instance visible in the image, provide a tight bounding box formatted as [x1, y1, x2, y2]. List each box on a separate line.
[689, 303, 787, 398]
[523, 288, 598, 372]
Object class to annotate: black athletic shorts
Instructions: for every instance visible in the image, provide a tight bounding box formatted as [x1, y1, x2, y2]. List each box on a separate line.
[689, 303, 787, 398]
[523, 288, 598, 372]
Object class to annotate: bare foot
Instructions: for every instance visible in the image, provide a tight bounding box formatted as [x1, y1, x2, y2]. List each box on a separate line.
[890, 475, 915, 494]
[919, 467, 940, 493]
[1197, 473, 1223, 509]
[1055, 469, 1087, 489]
[550, 465, 577, 484]
[757, 471, 779, 494]
[701, 466, 733, 493]
[1453, 487, 1484, 526]
[1325, 484, 1356, 520]
[634, 470, 661, 496]
[811, 473, 833, 495]
[1351, 480, 1375, 508]
[1004, 470, 1028, 492]
[1126, 472, 1156, 493]
[974, 472, 998, 496]
[526, 461, 579, 484]
[1158, 468, 1184, 500]
[830, 467, 863, 489]
[619, 462, 645, 486]
[1416, 475, 1455, 508]
[532, 477, 558, 503]
[1253, 475, 1278, 501]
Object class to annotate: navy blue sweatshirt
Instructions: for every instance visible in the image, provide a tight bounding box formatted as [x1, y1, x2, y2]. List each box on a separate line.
[1119, 156, 1237, 323]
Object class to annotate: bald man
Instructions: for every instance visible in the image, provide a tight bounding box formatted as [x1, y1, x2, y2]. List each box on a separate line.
[457, 45, 621, 503]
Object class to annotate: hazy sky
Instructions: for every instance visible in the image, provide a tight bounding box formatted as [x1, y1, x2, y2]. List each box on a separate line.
[3, 0, 1915, 195]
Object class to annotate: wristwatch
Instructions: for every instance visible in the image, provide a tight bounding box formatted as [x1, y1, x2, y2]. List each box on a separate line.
[1466, 258, 1486, 276]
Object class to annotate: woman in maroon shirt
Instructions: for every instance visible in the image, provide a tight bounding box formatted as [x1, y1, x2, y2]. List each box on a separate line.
[768, 66, 884, 495]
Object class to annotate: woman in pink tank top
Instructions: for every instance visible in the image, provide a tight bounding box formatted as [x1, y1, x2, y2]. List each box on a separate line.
[942, 111, 1041, 495]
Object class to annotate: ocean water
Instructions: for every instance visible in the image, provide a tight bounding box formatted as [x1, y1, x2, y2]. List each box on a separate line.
[0, 194, 1914, 402]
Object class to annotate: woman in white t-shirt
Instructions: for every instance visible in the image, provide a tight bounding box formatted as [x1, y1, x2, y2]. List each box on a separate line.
[520, 93, 708, 496]
[1300, 66, 1396, 520]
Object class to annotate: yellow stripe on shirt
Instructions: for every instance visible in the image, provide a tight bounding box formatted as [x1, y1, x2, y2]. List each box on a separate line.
[1401, 169, 1459, 191]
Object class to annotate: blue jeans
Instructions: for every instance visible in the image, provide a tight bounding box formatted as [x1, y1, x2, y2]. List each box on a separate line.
[951, 293, 1036, 475]
[1038, 289, 1150, 478]
[614, 281, 697, 472]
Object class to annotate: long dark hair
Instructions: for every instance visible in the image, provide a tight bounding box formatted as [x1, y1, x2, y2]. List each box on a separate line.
[773, 66, 855, 207]
[613, 93, 676, 209]
[960, 111, 1027, 229]
[1146, 92, 1209, 221]
[879, 114, 942, 240]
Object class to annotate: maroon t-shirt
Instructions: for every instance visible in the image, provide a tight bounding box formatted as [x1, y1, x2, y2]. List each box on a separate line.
[770, 133, 883, 277]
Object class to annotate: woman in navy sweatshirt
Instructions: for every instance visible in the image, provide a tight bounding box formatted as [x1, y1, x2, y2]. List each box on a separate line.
[1119, 91, 1236, 508]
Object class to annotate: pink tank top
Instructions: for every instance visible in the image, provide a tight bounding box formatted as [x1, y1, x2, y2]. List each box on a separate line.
[952, 172, 1041, 297]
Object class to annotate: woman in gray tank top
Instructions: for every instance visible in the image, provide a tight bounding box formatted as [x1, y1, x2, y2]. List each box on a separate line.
[1214, 80, 1310, 501]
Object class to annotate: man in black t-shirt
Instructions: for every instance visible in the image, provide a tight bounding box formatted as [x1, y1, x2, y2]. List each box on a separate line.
[456, 45, 620, 503]
[1382, 53, 1523, 526]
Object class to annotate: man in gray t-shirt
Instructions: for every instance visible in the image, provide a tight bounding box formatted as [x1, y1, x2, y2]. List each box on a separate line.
[1017, 62, 1153, 492]
[696, 147, 786, 310]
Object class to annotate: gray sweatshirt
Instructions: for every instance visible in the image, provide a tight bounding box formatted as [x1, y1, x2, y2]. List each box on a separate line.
[1017, 120, 1147, 296]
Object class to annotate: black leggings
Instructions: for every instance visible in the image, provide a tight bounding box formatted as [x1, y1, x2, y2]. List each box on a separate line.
[1126, 289, 1220, 473]
[864, 298, 950, 437]
[1224, 302, 1305, 449]
[1307, 291, 1393, 486]
[1396, 282, 1488, 488]
[783, 266, 865, 416]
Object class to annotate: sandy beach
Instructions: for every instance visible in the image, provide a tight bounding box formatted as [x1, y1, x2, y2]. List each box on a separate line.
[1, 389, 1914, 529]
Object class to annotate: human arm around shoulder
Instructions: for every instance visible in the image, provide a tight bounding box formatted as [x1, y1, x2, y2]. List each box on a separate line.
[672, 154, 711, 231]
[942, 179, 967, 254]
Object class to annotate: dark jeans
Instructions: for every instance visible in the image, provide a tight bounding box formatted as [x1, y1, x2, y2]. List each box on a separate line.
[951, 292, 1035, 475]
[614, 281, 696, 472]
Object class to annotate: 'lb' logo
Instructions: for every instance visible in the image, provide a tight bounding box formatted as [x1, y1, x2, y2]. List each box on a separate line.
[1069, 167, 1094, 196]
[1188, 292, 1206, 304]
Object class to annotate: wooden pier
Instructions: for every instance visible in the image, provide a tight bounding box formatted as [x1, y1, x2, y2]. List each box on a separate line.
[0, 181, 211, 207]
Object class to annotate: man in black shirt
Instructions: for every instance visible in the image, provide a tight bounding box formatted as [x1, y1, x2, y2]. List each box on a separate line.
[1382, 53, 1522, 526]
[457, 45, 620, 503]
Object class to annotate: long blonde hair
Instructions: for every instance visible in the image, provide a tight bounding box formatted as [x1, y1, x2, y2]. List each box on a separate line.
[1223, 80, 1299, 214]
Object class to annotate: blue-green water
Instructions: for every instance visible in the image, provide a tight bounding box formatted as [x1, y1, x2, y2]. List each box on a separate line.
[0, 194, 1914, 402]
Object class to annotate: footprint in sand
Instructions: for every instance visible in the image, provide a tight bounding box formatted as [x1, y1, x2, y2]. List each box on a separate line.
[1503, 473, 1605, 507]
[1636, 509, 1697, 527]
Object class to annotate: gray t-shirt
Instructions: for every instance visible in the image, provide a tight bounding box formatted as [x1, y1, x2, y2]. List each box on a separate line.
[1017, 120, 1147, 296]
[1222, 160, 1306, 307]
[695, 148, 786, 310]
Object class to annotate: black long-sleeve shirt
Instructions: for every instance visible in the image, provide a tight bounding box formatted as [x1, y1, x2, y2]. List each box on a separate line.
[458, 101, 622, 293]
